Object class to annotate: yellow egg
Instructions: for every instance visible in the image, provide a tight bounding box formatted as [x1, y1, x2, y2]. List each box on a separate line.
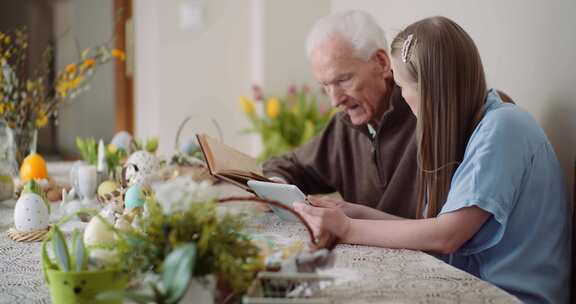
[97, 180, 119, 198]
[19, 153, 48, 182]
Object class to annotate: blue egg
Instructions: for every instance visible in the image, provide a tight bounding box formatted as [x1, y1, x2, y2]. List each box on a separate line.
[110, 131, 132, 152]
[179, 138, 198, 155]
[124, 185, 145, 210]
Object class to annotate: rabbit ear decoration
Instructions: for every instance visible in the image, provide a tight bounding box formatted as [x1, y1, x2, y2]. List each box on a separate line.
[401, 34, 416, 63]
[62, 188, 77, 204]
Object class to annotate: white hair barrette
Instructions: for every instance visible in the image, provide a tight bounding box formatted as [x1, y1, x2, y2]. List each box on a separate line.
[401, 34, 416, 63]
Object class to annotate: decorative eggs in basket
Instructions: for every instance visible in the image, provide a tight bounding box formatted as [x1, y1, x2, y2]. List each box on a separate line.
[124, 151, 160, 188]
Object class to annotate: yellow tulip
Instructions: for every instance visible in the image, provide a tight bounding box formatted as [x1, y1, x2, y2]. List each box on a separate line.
[239, 96, 256, 116]
[266, 97, 280, 118]
[0, 103, 5, 115]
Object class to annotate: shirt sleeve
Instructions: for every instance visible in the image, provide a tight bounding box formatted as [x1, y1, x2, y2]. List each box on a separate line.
[439, 107, 536, 255]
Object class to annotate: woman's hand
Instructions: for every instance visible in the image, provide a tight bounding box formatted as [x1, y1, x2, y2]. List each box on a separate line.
[293, 196, 352, 240]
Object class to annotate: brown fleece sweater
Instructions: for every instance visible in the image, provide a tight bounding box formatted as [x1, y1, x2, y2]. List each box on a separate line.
[263, 85, 418, 219]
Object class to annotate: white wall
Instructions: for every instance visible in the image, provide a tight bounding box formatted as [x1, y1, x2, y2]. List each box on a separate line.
[134, 0, 330, 156]
[332, 0, 576, 197]
[260, 0, 330, 96]
[135, 0, 254, 156]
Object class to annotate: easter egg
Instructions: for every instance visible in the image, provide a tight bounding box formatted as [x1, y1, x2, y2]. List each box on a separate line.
[110, 131, 132, 152]
[89, 248, 118, 264]
[125, 151, 160, 187]
[97, 180, 119, 198]
[124, 185, 145, 210]
[19, 153, 48, 182]
[14, 192, 49, 231]
[114, 217, 132, 233]
[179, 138, 198, 155]
[84, 215, 115, 246]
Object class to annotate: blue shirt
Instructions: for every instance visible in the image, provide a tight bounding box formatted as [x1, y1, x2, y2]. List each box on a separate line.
[439, 89, 571, 303]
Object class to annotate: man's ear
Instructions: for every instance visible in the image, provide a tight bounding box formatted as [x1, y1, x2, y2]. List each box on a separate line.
[373, 49, 392, 75]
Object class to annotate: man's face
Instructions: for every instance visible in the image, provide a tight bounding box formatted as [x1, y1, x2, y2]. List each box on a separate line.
[311, 36, 392, 125]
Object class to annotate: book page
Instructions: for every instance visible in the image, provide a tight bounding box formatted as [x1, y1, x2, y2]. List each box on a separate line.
[196, 134, 263, 175]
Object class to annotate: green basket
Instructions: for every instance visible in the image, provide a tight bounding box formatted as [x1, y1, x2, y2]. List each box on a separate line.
[40, 214, 129, 304]
[45, 268, 128, 304]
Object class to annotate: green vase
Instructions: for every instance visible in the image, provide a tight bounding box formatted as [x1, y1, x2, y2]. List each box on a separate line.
[45, 268, 129, 304]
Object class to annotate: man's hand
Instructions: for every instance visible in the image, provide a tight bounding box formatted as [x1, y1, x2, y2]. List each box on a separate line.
[306, 196, 356, 217]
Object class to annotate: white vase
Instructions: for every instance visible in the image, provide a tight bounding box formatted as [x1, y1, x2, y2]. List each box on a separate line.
[179, 275, 216, 304]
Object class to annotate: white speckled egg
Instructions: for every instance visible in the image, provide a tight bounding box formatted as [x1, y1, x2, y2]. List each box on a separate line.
[125, 151, 160, 187]
[84, 215, 115, 246]
[14, 193, 49, 232]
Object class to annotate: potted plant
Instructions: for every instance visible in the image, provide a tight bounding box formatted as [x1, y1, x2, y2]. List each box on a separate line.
[96, 176, 264, 303]
[41, 225, 130, 304]
[0, 29, 125, 174]
[239, 85, 336, 161]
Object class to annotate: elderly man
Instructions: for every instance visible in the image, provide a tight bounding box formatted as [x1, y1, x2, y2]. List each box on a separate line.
[263, 10, 418, 219]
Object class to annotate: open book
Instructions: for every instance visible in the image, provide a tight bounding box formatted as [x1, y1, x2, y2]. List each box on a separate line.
[196, 134, 273, 192]
[196, 134, 338, 249]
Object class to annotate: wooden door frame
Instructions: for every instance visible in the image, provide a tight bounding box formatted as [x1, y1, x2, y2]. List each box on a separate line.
[114, 0, 133, 133]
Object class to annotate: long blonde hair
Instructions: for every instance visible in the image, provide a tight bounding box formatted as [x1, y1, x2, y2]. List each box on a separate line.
[390, 17, 487, 218]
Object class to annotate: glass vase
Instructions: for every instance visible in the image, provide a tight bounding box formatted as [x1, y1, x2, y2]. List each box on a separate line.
[0, 122, 37, 177]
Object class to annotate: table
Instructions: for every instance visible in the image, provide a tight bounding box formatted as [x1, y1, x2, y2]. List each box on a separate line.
[0, 162, 519, 303]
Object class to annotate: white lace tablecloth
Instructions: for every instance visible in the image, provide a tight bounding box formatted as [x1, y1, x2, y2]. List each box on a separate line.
[0, 162, 519, 303]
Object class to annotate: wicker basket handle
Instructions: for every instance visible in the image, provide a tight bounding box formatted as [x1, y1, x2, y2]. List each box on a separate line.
[174, 115, 224, 152]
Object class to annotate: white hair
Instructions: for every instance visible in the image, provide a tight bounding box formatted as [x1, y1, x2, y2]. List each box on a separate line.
[306, 10, 388, 60]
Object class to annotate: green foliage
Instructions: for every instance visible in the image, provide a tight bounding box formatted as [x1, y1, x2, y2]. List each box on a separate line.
[114, 196, 264, 295]
[76, 136, 126, 171]
[241, 85, 336, 162]
[163, 243, 197, 303]
[76, 137, 98, 165]
[22, 179, 50, 212]
[131, 137, 160, 154]
[42, 211, 122, 274]
[98, 243, 197, 304]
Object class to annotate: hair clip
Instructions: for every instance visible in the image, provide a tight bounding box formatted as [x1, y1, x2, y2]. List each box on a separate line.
[401, 34, 415, 63]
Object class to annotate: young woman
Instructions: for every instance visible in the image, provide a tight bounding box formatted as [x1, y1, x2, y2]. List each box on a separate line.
[294, 16, 570, 303]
